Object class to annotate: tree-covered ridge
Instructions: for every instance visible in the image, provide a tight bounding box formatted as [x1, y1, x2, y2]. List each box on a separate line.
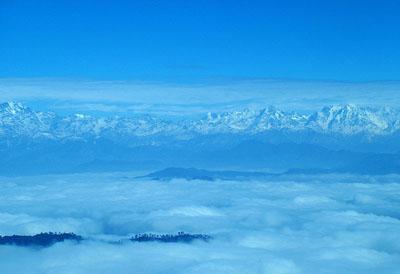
[130, 232, 212, 243]
[0, 232, 82, 247]
[0, 232, 212, 247]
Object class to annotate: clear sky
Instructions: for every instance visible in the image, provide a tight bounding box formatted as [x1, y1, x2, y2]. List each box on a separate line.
[1, 0, 400, 82]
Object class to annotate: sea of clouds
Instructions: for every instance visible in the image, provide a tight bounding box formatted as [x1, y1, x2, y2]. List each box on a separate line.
[0, 173, 399, 274]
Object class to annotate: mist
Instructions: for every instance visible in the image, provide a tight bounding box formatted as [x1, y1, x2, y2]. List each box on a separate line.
[0, 173, 399, 273]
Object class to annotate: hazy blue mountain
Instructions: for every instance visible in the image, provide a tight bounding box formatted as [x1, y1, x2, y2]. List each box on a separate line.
[2, 101, 400, 140]
[1, 101, 399, 175]
[142, 167, 274, 181]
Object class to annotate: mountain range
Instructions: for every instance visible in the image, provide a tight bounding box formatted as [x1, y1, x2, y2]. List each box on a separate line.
[1, 102, 400, 139]
[0, 102, 399, 175]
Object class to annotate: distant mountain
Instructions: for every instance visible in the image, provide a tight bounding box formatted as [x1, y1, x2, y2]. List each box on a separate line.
[1, 102, 400, 141]
[306, 104, 400, 135]
[1, 102, 399, 175]
[143, 161, 400, 182]
[142, 167, 274, 181]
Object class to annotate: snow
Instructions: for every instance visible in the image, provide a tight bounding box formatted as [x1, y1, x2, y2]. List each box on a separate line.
[1, 102, 399, 140]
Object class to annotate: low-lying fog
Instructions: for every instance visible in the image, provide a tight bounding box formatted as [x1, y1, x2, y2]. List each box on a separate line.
[0, 173, 399, 274]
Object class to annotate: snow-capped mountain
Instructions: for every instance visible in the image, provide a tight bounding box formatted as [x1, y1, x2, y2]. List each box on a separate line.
[306, 104, 400, 135]
[191, 106, 308, 134]
[188, 104, 400, 136]
[1, 101, 399, 176]
[0, 102, 399, 141]
[0, 102, 178, 140]
[0, 102, 56, 138]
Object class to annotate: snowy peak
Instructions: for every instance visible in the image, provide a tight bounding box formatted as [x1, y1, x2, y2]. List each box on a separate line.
[191, 104, 400, 135]
[196, 106, 307, 133]
[0, 101, 29, 115]
[0, 102, 57, 138]
[0, 102, 399, 140]
[307, 104, 398, 134]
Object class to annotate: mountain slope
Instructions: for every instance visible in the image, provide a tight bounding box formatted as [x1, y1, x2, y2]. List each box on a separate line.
[1, 102, 399, 175]
[1, 102, 399, 140]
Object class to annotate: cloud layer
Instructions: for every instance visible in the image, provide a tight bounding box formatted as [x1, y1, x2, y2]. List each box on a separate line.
[1, 78, 399, 115]
[0, 173, 399, 273]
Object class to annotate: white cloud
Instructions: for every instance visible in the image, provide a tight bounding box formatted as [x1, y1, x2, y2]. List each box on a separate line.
[0, 173, 399, 273]
[0, 78, 399, 115]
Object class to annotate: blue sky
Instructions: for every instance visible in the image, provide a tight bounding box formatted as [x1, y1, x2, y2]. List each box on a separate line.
[1, 0, 400, 82]
[1, 1, 399, 115]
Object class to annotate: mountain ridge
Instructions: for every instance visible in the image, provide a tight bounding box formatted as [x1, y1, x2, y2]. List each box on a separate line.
[1, 101, 399, 176]
[1, 102, 399, 140]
